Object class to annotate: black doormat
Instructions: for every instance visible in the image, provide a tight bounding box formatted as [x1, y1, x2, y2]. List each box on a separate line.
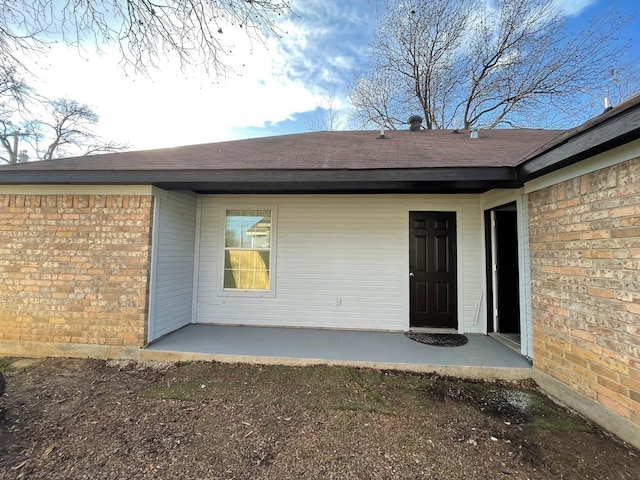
[404, 331, 469, 347]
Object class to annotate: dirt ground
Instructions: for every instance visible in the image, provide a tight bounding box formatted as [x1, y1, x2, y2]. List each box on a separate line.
[0, 357, 639, 480]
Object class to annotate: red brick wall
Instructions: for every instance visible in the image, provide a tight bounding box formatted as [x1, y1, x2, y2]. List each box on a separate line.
[0, 194, 154, 349]
[529, 157, 640, 426]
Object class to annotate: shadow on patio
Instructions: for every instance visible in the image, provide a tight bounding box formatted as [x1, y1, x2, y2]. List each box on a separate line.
[141, 325, 532, 381]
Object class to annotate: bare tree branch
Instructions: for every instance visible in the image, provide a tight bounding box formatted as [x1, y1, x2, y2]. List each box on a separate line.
[349, 0, 636, 130]
[0, 65, 34, 163]
[0, 0, 293, 75]
[19, 98, 128, 161]
[82, 140, 129, 156]
[305, 92, 343, 132]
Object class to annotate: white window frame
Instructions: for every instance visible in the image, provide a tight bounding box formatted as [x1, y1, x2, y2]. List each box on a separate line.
[218, 205, 277, 297]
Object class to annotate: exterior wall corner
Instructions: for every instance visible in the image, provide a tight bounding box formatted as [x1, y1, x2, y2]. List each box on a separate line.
[527, 155, 640, 433]
[0, 192, 154, 354]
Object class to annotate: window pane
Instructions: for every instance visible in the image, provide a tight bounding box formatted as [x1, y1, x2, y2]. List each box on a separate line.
[225, 210, 243, 248]
[224, 250, 270, 290]
[244, 211, 271, 248]
[226, 210, 271, 249]
[223, 267, 237, 289]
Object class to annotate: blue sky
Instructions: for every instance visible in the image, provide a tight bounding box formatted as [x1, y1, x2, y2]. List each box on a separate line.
[24, 0, 640, 151]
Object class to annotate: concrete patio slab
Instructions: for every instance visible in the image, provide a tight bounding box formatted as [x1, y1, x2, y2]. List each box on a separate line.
[141, 325, 532, 380]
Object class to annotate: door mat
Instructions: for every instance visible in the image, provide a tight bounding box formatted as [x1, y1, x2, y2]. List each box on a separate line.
[404, 331, 468, 347]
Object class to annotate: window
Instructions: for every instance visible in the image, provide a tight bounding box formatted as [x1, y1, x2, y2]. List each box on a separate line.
[223, 209, 273, 292]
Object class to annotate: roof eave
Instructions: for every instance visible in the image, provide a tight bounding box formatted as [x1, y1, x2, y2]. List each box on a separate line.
[517, 102, 640, 182]
[0, 167, 519, 194]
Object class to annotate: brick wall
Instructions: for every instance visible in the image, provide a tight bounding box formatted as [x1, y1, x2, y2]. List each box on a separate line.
[0, 194, 154, 349]
[529, 157, 640, 427]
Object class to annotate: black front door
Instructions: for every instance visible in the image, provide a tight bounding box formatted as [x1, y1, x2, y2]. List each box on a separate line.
[409, 211, 457, 328]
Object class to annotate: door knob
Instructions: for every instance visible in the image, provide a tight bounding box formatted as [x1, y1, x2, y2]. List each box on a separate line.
[409, 272, 414, 277]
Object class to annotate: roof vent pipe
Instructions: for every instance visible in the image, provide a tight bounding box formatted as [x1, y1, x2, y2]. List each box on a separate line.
[604, 97, 613, 111]
[470, 129, 479, 139]
[408, 115, 423, 131]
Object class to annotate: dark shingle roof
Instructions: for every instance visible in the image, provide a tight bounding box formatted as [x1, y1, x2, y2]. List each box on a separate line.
[0, 128, 560, 172]
[1, 92, 638, 193]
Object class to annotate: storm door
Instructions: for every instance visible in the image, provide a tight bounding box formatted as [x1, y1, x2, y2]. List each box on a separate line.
[409, 211, 457, 329]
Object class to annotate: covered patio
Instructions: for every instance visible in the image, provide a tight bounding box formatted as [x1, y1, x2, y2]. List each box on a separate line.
[141, 325, 532, 380]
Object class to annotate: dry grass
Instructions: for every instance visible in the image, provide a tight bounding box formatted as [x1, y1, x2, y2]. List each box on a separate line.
[0, 358, 638, 479]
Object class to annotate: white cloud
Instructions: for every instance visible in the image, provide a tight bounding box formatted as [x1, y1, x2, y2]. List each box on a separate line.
[16, 1, 378, 151]
[554, 0, 598, 17]
[23, 26, 321, 149]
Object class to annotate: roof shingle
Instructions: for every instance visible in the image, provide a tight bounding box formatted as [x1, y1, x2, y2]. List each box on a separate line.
[0, 129, 562, 172]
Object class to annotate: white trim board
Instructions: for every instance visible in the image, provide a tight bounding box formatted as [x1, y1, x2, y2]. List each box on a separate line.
[191, 195, 203, 324]
[147, 195, 162, 344]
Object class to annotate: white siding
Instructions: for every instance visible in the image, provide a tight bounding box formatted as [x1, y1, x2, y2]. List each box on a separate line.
[149, 190, 198, 340]
[195, 194, 486, 333]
